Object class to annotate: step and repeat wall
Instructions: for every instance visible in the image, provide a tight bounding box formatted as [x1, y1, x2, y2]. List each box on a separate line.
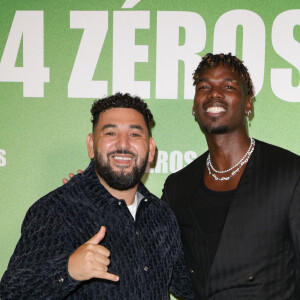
[1, 0, 300, 288]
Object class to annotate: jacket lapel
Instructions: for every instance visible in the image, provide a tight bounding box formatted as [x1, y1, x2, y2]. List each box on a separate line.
[177, 152, 217, 290]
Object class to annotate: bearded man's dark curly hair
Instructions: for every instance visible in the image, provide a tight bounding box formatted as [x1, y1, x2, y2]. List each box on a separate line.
[90, 93, 154, 135]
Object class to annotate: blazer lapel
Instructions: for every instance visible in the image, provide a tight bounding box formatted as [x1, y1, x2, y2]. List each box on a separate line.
[178, 152, 217, 289]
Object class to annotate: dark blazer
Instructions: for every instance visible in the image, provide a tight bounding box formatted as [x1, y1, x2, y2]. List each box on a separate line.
[162, 139, 300, 299]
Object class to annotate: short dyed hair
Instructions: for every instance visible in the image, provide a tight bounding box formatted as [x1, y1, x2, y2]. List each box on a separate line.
[193, 53, 254, 97]
[90, 93, 154, 134]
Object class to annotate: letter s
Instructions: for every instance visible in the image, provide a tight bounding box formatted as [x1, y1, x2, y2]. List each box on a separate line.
[0, 149, 6, 167]
[271, 10, 300, 102]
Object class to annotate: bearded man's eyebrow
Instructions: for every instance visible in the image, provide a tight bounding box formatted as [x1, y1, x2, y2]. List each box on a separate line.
[101, 124, 117, 130]
[129, 125, 144, 131]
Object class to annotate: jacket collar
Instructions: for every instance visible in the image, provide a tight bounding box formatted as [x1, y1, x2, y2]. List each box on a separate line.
[78, 161, 156, 210]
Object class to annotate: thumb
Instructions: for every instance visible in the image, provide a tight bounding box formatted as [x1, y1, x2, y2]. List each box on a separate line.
[87, 226, 106, 245]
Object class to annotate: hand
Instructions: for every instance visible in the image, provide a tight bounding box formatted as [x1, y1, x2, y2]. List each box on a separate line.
[68, 226, 119, 282]
[62, 170, 83, 184]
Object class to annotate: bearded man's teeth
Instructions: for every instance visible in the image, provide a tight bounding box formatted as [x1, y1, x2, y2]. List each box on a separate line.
[114, 156, 132, 161]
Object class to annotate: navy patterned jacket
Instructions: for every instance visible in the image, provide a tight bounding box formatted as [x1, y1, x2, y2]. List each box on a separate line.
[0, 162, 194, 299]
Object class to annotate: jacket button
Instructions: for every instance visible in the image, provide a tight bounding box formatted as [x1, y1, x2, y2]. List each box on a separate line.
[58, 277, 64, 283]
[144, 266, 148, 271]
[248, 275, 255, 282]
[190, 269, 194, 274]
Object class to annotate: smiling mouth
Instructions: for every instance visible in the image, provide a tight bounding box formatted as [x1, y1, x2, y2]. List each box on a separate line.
[113, 156, 132, 161]
[206, 106, 226, 113]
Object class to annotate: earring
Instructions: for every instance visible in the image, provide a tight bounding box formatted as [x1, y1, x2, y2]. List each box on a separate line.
[246, 110, 251, 122]
[192, 111, 195, 116]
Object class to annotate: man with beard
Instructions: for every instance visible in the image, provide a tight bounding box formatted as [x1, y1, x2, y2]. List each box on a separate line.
[0, 93, 193, 300]
[162, 53, 300, 299]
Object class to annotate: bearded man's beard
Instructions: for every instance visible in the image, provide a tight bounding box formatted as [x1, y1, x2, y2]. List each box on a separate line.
[94, 149, 148, 190]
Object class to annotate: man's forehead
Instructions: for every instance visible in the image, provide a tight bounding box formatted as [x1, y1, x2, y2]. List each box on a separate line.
[97, 108, 147, 128]
[197, 77, 238, 83]
[197, 65, 243, 83]
[101, 123, 144, 130]
[100, 107, 143, 119]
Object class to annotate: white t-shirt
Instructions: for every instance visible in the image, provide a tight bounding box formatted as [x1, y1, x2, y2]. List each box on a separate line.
[127, 192, 143, 220]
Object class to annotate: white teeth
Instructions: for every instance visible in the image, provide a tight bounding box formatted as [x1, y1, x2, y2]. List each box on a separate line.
[114, 156, 132, 161]
[206, 106, 225, 113]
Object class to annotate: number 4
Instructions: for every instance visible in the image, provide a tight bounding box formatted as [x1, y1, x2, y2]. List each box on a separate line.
[0, 11, 49, 97]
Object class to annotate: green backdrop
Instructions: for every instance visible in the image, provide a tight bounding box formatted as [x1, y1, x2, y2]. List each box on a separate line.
[1, 0, 300, 295]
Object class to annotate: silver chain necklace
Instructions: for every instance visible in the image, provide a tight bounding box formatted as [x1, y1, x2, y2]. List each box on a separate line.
[206, 138, 255, 181]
